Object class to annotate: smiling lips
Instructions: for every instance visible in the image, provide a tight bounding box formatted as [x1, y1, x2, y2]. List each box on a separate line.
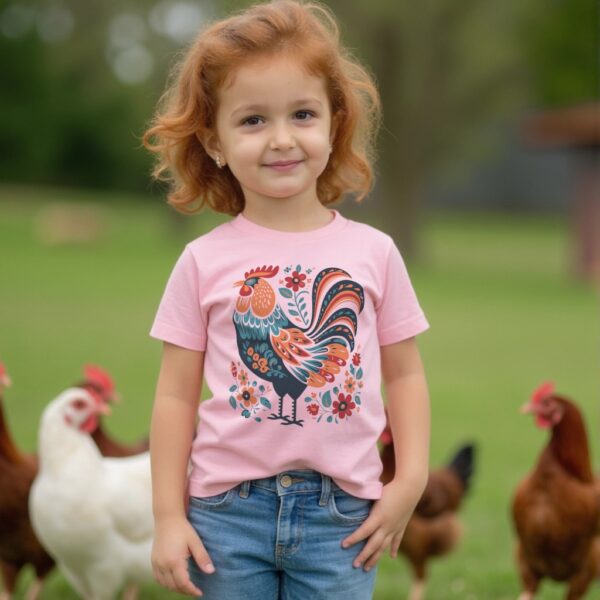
[264, 160, 303, 171]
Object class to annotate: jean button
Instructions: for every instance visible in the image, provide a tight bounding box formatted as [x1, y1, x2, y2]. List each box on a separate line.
[280, 474, 292, 488]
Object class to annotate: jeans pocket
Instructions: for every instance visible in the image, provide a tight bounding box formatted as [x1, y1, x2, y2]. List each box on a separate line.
[189, 488, 236, 511]
[329, 488, 373, 525]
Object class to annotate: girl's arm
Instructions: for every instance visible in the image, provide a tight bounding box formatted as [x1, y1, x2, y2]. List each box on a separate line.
[341, 336, 430, 571]
[381, 336, 430, 490]
[150, 341, 214, 597]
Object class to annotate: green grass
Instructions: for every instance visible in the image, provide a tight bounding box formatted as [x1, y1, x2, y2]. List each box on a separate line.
[1, 183, 599, 599]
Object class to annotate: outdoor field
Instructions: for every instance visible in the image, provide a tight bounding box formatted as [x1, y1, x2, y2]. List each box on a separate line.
[1, 183, 598, 599]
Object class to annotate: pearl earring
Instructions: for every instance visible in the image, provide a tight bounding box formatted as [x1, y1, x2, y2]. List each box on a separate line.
[215, 156, 223, 168]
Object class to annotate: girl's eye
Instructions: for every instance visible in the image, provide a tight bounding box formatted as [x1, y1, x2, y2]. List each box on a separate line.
[241, 115, 263, 126]
[295, 110, 315, 121]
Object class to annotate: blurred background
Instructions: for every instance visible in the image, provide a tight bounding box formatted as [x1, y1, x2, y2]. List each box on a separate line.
[1, 0, 598, 598]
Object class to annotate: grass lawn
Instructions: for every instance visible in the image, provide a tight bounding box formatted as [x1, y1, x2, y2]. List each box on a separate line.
[1, 183, 598, 599]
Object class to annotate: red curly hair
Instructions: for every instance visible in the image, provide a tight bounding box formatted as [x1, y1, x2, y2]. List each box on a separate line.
[142, 0, 381, 216]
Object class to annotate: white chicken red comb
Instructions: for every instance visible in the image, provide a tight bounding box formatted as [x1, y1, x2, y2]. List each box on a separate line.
[531, 381, 556, 404]
[83, 364, 115, 394]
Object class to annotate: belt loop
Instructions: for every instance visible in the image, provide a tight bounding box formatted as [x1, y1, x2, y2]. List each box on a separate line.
[239, 480, 251, 499]
[319, 472, 330, 506]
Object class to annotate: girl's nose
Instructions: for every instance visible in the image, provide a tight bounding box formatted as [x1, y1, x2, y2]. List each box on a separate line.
[269, 122, 296, 150]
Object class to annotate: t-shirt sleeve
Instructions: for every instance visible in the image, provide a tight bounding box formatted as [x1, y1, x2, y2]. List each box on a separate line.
[149, 245, 207, 352]
[376, 236, 429, 346]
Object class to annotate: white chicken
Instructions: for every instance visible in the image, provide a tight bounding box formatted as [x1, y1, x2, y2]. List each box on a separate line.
[29, 388, 154, 600]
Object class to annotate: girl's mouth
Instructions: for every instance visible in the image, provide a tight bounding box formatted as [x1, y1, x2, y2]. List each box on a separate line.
[264, 160, 303, 171]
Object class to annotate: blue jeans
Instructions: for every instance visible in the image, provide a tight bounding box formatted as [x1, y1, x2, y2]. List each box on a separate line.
[187, 469, 378, 599]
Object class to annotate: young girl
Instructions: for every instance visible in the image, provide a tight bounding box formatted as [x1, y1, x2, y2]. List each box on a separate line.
[143, 1, 430, 598]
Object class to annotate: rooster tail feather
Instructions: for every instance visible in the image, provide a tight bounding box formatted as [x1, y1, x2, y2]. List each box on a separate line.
[447, 443, 476, 491]
[306, 273, 364, 339]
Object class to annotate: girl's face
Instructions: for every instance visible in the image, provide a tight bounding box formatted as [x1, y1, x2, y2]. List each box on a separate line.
[208, 56, 334, 208]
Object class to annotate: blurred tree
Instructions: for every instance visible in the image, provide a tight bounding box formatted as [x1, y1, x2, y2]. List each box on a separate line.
[520, 0, 598, 107]
[327, 0, 536, 256]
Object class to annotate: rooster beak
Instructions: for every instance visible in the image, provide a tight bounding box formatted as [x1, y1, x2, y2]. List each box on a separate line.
[0, 375, 12, 388]
[97, 402, 112, 416]
[233, 281, 244, 287]
[520, 401, 534, 414]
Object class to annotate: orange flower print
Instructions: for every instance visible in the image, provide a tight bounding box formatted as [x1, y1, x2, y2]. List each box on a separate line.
[332, 393, 356, 419]
[238, 369, 249, 386]
[307, 403, 320, 416]
[284, 270, 307, 292]
[352, 353, 361, 367]
[237, 386, 258, 408]
[343, 376, 356, 394]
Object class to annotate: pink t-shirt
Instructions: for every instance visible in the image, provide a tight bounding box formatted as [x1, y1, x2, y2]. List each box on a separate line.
[150, 208, 429, 499]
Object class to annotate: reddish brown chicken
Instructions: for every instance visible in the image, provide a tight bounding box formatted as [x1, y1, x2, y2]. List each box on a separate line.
[512, 382, 600, 599]
[75, 364, 149, 457]
[0, 363, 54, 600]
[379, 416, 475, 600]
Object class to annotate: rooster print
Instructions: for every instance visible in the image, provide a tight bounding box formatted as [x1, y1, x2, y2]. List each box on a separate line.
[232, 263, 365, 427]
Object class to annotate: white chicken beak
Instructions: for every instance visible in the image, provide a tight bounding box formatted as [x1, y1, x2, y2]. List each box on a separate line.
[97, 402, 112, 416]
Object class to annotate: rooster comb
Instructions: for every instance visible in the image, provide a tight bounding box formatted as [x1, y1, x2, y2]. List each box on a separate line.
[244, 265, 279, 280]
[0, 362, 5, 377]
[531, 381, 555, 404]
[83, 364, 115, 393]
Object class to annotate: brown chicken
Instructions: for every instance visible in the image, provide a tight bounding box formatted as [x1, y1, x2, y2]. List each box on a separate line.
[512, 382, 600, 599]
[0, 363, 54, 600]
[379, 417, 475, 600]
[75, 364, 149, 457]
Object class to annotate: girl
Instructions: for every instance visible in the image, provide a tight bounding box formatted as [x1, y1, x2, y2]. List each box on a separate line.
[143, 1, 430, 598]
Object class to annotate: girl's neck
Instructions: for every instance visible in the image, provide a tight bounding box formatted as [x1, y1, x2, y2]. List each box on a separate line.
[241, 195, 333, 233]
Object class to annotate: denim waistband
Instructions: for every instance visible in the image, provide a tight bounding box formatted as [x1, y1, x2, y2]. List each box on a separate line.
[238, 469, 342, 506]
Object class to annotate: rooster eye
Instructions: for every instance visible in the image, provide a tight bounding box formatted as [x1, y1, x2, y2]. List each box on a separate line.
[72, 399, 88, 410]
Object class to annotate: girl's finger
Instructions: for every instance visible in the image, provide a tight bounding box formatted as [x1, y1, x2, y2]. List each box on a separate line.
[342, 515, 380, 548]
[352, 529, 386, 568]
[173, 563, 203, 597]
[390, 532, 403, 557]
[364, 546, 385, 571]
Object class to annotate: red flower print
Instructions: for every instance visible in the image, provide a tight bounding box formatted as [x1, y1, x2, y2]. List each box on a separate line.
[284, 270, 306, 292]
[332, 393, 356, 419]
[231, 361, 238, 378]
[352, 353, 361, 366]
[307, 403, 320, 416]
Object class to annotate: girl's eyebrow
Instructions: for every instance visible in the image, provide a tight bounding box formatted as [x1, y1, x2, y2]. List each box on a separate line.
[231, 98, 323, 118]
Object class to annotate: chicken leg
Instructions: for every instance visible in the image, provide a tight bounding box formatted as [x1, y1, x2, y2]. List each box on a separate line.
[268, 395, 304, 426]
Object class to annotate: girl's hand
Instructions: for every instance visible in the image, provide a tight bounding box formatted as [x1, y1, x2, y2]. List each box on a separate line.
[340, 479, 423, 571]
[152, 515, 215, 596]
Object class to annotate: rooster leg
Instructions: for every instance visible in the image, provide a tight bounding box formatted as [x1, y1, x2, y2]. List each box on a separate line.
[122, 583, 138, 600]
[268, 395, 286, 421]
[268, 396, 304, 426]
[408, 578, 425, 600]
[0, 561, 18, 600]
[23, 579, 43, 600]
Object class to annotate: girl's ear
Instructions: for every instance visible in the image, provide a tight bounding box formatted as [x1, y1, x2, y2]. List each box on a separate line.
[197, 130, 223, 162]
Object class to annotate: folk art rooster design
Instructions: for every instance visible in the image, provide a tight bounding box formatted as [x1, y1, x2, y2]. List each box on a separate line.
[232, 264, 365, 427]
